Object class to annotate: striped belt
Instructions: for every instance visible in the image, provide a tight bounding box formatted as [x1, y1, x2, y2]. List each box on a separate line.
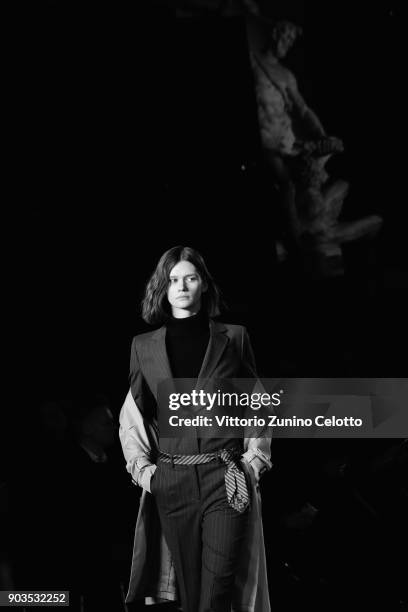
[158, 448, 249, 513]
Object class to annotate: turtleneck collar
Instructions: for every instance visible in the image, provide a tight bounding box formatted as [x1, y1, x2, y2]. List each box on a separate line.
[166, 309, 209, 335]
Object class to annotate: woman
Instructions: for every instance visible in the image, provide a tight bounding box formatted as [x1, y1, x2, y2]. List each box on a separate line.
[119, 246, 272, 612]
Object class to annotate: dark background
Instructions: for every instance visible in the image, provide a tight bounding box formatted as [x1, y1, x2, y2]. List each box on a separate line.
[6, 1, 406, 408]
[2, 2, 407, 609]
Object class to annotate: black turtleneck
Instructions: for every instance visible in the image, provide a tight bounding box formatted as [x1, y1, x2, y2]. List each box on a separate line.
[165, 310, 210, 379]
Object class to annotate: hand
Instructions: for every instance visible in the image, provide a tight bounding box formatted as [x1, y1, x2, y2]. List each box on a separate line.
[242, 456, 266, 484]
[317, 136, 344, 154]
[250, 456, 267, 482]
[301, 136, 344, 156]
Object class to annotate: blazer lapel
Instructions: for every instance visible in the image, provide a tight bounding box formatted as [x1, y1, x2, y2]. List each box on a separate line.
[145, 326, 179, 415]
[196, 319, 229, 391]
[147, 320, 229, 400]
[150, 326, 173, 382]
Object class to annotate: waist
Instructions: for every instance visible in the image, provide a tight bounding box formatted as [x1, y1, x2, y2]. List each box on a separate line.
[158, 437, 243, 456]
[158, 446, 242, 466]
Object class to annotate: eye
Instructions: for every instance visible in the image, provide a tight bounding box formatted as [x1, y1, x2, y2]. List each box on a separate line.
[186, 276, 198, 282]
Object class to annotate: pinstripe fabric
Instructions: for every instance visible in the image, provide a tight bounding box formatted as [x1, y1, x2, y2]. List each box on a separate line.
[151, 460, 250, 612]
[158, 449, 249, 513]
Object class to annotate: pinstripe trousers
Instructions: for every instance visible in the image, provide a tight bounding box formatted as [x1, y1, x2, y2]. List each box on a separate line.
[151, 459, 250, 612]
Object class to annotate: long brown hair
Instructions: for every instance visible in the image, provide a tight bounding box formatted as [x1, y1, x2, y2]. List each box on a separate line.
[141, 246, 222, 325]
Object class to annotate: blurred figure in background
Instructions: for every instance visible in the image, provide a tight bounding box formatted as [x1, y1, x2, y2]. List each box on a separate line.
[66, 392, 133, 611]
[8, 393, 136, 612]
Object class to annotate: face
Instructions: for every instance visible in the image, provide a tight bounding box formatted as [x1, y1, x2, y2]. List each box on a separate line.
[274, 25, 297, 58]
[167, 260, 207, 318]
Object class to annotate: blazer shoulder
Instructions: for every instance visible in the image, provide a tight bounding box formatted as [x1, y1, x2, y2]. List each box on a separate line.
[131, 327, 162, 348]
[219, 322, 247, 338]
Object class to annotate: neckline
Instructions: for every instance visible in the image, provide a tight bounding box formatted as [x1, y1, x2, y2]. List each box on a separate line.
[166, 310, 209, 331]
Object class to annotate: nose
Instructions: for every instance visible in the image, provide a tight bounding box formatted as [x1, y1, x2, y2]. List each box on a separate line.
[178, 278, 188, 291]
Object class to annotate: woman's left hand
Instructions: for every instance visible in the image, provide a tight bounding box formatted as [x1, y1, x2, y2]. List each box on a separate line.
[249, 456, 267, 483]
[241, 456, 266, 484]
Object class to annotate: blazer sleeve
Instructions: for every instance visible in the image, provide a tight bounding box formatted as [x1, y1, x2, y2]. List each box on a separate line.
[241, 328, 273, 471]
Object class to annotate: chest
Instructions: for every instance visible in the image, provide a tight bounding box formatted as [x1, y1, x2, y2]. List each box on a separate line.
[139, 333, 243, 399]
